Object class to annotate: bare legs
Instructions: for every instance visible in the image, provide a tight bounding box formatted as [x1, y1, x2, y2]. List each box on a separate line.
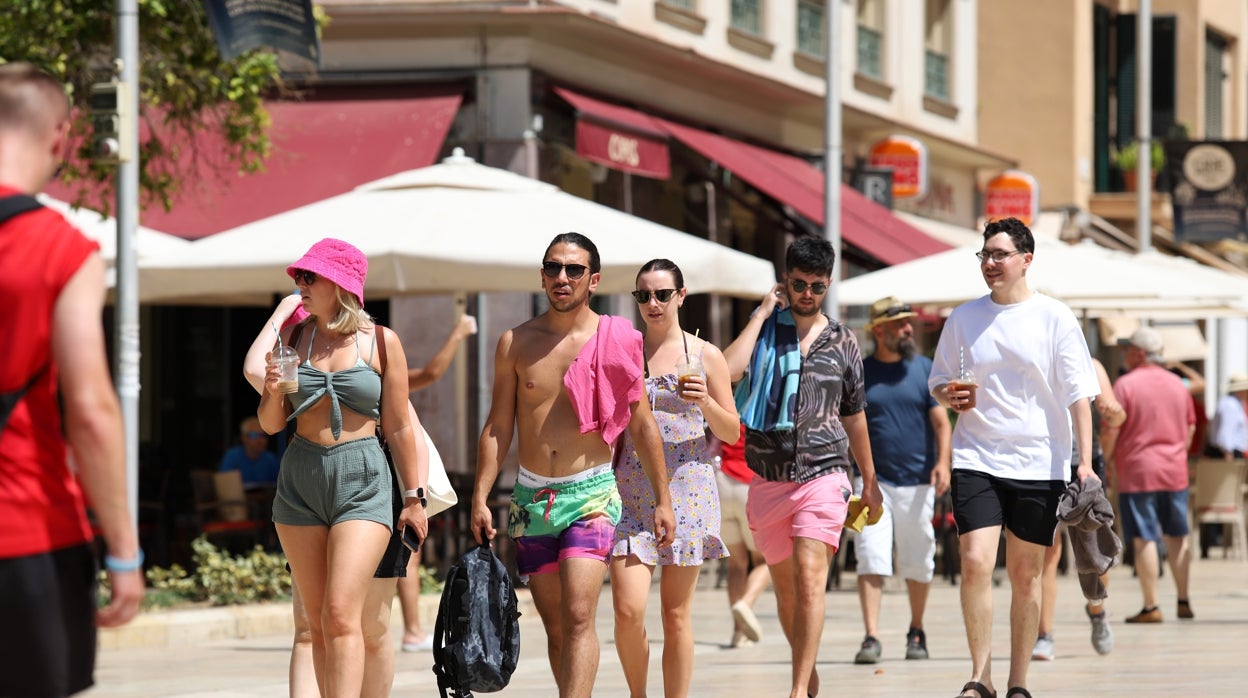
[397, 549, 428, 648]
[279, 520, 392, 698]
[527, 557, 610, 698]
[724, 541, 769, 643]
[289, 577, 397, 698]
[608, 555, 702, 698]
[770, 536, 833, 698]
[956, 527, 1046, 696]
[1133, 534, 1192, 611]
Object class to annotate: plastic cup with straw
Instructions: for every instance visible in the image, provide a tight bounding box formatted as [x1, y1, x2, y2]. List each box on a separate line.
[268, 321, 300, 394]
[676, 328, 703, 395]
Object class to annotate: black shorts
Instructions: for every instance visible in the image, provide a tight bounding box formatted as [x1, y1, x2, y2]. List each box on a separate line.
[0, 543, 98, 697]
[950, 469, 1065, 546]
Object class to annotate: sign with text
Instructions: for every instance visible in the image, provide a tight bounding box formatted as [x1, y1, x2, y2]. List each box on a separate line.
[983, 170, 1039, 226]
[868, 135, 928, 199]
[853, 165, 894, 209]
[203, 0, 320, 66]
[1165, 140, 1248, 243]
[575, 118, 670, 180]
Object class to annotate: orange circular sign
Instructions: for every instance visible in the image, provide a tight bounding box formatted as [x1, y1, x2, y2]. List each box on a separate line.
[983, 170, 1039, 226]
[868, 135, 928, 199]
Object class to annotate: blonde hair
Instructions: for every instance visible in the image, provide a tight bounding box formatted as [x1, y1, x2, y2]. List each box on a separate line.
[326, 286, 373, 335]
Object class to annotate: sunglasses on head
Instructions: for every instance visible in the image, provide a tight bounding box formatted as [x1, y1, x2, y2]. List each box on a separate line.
[293, 270, 318, 285]
[631, 289, 678, 304]
[541, 261, 589, 280]
[878, 303, 912, 319]
[789, 279, 828, 295]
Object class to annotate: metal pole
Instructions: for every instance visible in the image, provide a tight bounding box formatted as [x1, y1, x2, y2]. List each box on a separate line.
[115, 0, 141, 520]
[1136, 0, 1152, 252]
[823, 0, 843, 319]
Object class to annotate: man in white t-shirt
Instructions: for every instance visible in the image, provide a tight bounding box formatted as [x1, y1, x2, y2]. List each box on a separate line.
[928, 217, 1099, 698]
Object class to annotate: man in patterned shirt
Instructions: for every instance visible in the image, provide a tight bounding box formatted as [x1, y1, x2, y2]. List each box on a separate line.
[725, 237, 883, 698]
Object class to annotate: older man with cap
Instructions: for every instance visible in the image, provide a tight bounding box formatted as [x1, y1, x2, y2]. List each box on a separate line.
[1106, 326, 1196, 623]
[852, 297, 951, 664]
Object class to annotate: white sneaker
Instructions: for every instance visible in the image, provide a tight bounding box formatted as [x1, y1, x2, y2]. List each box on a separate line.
[731, 601, 762, 642]
[1088, 608, 1114, 655]
[1032, 633, 1055, 661]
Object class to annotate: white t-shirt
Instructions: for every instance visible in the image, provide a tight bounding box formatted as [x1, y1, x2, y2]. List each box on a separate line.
[929, 293, 1099, 481]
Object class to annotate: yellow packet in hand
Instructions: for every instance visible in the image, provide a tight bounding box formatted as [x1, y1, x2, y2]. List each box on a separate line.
[845, 496, 885, 532]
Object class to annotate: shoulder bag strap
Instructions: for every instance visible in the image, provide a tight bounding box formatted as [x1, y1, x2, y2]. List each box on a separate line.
[0, 195, 51, 433]
[0, 194, 44, 226]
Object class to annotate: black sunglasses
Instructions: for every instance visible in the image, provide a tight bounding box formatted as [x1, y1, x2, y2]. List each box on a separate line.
[789, 279, 829, 295]
[631, 289, 678, 304]
[293, 270, 318, 285]
[541, 261, 589, 280]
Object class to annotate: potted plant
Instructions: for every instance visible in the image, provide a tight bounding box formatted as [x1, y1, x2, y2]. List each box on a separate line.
[1112, 140, 1164, 191]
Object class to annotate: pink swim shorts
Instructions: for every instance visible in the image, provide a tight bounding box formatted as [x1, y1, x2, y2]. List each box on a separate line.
[746, 471, 852, 565]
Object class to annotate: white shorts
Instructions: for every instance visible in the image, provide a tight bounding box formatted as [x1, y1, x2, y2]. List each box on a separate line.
[853, 478, 936, 583]
[716, 469, 757, 552]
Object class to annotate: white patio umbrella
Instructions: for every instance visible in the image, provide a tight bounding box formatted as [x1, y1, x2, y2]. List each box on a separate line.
[39, 195, 188, 289]
[140, 150, 776, 303]
[837, 236, 1248, 315]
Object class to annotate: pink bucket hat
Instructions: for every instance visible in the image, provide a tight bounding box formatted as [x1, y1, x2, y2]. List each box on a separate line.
[287, 238, 368, 306]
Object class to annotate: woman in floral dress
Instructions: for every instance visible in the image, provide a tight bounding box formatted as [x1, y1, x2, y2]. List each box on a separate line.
[610, 259, 741, 698]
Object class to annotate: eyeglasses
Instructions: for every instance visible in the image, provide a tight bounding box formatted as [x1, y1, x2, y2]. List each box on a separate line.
[875, 304, 912, 320]
[244, 431, 266, 439]
[631, 289, 678, 304]
[975, 249, 1024, 264]
[293, 270, 318, 285]
[541, 261, 589, 280]
[789, 279, 829, 295]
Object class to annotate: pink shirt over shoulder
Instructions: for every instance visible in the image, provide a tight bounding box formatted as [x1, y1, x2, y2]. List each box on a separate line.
[1112, 364, 1195, 493]
[562, 315, 645, 447]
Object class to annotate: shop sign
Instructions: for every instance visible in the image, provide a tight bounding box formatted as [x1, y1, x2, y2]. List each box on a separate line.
[575, 119, 670, 180]
[868, 135, 928, 199]
[983, 170, 1039, 226]
[1165, 141, 1248, 243]
[204, 0, 320, 65]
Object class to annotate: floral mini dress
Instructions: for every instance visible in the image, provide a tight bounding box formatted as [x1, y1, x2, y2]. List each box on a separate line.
[611, 372, 727, 566]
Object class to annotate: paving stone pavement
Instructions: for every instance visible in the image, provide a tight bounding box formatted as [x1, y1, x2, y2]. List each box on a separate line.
[86, 555, 1248, 697]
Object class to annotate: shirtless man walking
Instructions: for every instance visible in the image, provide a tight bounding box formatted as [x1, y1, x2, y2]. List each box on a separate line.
[471, 232, 676, 698]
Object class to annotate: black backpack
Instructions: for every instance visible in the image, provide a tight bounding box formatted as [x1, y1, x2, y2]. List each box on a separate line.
[432, 544, 521, 697]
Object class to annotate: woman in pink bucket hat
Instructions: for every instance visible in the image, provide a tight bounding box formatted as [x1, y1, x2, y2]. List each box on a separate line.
[256, 237, 430, 696]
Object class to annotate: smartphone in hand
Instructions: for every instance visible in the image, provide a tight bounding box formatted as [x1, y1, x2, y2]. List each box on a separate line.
[401, 526, 422, 554]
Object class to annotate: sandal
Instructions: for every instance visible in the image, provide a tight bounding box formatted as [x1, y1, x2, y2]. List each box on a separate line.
[1006, 689, 1033, 698]
[956, 681, 997, 698]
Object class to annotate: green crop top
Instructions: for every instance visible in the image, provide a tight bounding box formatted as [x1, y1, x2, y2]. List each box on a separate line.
[287, 326, 383, 440]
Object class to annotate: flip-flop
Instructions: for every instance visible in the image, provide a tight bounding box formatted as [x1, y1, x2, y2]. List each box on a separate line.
[1005, 688, 1033, 698]
[956, 681, 996, 698]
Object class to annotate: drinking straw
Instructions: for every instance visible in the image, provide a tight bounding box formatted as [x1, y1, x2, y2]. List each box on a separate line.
[689, 328, 700, 364]
[271, 321, 284, 348]
[959, 346, 965, 380]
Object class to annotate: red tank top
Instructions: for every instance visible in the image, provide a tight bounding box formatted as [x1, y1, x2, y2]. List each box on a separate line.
[719, 422, 752, 484]
[0, 186, 99, 557]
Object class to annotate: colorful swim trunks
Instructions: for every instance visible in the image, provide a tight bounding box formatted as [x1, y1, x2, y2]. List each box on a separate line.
[508, 466, 621, 578]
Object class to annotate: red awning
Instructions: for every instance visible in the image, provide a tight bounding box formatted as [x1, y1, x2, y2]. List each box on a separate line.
[657, 118, 950, 266]
[554, 87, 671, 179]
[51, 86, 464, 239]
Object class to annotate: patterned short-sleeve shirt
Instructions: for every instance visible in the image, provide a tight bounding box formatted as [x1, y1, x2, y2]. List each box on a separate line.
[745, 318, 866, 483]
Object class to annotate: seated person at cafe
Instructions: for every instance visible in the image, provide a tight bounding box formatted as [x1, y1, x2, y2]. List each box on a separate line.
[218, 416, 280, 488]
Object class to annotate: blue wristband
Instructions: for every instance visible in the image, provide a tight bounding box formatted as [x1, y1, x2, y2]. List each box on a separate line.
[104, 549, 145, 572]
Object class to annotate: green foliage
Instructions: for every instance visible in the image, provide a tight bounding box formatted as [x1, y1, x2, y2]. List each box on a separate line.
[0, 0, 284, 213]
[419, 561, 444, 594]
[1112, 140, 1165, 172]
[101, 536, 292, 609]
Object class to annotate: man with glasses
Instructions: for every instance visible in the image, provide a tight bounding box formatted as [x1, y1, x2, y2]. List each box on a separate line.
[470, 232, 675, 698]
[725, 236, 882, 698]
[0, 62, 143, 696]
[851, 296, 951, 665]
[929, 217, 1098, 698]
[218, 416, 281, 489]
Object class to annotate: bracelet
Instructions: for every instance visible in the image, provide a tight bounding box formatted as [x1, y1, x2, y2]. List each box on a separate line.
[104, 549, 145, 573]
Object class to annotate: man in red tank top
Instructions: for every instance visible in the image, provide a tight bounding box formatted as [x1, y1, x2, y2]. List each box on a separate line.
[0, 62, 143, 697]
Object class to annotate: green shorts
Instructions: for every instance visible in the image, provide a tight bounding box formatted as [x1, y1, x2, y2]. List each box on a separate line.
[273, 435, 393, 529]
[509, 469, 621, 577]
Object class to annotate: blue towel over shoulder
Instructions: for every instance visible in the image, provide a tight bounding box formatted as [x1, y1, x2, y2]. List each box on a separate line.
[734, 308, 802, 431]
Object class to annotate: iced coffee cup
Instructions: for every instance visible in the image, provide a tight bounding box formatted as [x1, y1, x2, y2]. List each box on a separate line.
[270, 346, 300, 394]
[675, 355, 704, 396]
[950, 369, 977, 411]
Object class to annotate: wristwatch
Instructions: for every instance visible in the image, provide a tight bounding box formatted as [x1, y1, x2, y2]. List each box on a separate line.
[413, 487, 427, 509]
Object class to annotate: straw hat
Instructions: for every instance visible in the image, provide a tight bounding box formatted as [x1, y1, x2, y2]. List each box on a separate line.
[864, 296, 918, 331]
[1117, 326, 1163, 354]
[1226, 373, 1248, 393]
